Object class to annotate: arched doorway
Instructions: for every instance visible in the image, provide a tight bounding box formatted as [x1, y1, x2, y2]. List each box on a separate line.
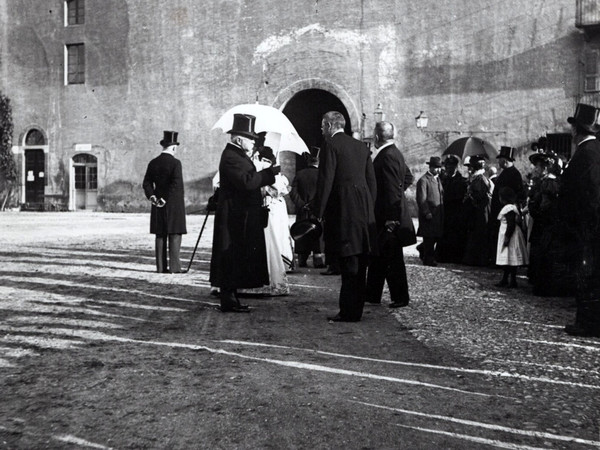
[23, 128, 47, 209]
[282, 89, 352, 171]
[72, 153, 98, 210]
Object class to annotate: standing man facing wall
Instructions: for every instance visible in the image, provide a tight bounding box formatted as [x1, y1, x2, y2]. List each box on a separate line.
[311, 111, 377, 322]
[142, 130, 187, 273]
[416, 156, 444, 267]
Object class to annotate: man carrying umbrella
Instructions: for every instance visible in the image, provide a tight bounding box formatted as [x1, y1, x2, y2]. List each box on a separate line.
[209, 114, 280, 313]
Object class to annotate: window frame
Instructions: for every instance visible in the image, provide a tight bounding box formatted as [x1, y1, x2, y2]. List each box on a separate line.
[65, 0, 85, 26]
[65, 43, 85, 85]
[584, 49, 600, 93]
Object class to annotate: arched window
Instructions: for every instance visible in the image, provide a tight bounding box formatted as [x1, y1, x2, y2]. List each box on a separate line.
[25, 129, 46, 146]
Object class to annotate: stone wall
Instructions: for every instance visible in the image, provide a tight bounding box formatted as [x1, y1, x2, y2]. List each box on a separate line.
[0, 0, 584, 211]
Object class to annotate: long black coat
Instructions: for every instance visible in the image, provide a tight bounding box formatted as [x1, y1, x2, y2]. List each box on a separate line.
[142, 152, 187, 235]
[289, 165, 322, 254]
[491, 165, 525, 219]
[312, 132, 377, 258]
[436, 171, 468, 263]
[209, 143, 276, 289]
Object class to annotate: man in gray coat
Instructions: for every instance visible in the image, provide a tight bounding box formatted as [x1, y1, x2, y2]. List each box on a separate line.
[416, 156, 444, 266]
[143, 130, 187, 273]
[311, 111, 377, 322]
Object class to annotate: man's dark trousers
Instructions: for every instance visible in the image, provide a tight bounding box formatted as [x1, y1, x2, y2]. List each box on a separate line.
[366, 251, 409, 305]
[339, 254, 368, 320]
[156, 233, 182, 273]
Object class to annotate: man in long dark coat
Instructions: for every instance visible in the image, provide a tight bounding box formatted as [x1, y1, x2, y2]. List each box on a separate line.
[209, 114, 280, 313]
[416, 156, 444, 266]
[143, 130, 187, 273]
[560, 103, 600, 337]
[436, 155, 468, 263]
[489, 146, 525, 264]
[366, 121, 415, 308]
[311, 111, 377, 322]
[289, 147, 325, 268]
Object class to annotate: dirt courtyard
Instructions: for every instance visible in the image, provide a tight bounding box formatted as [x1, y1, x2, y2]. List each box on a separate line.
[0, 211, 599, 449]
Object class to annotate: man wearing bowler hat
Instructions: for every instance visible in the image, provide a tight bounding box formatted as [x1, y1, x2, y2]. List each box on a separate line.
[560, 103, 600, 337]
[489, 146, 525, 264]
[143, 130, 187, 273]
[416, 156, 444, 266]
[209, 114, 280, 313]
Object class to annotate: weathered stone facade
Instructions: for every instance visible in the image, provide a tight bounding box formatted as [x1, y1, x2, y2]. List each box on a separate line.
[0, 0, 589, 211]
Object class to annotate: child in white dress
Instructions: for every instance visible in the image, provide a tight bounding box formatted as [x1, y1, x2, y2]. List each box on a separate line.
[496, 187, 529, 288]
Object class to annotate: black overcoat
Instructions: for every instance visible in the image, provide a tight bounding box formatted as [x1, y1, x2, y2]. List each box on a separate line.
[289, 166, 322, 254]
[491, 165, 525, 218]
[209, 143, 276, 289]
[142, 152, 187, 235]
[312, 132, 377, 258]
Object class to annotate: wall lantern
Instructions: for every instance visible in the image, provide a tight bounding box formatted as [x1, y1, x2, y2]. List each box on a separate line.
[415, 111, 429, 130]
[374, 103, 384, 122]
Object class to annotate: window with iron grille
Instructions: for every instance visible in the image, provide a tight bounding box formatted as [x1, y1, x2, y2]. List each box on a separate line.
[66, 0, 84, 25]
[66, 44, 85, 84]
[585, 50, 600, 92]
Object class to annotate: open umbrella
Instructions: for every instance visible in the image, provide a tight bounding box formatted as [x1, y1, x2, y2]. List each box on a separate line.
[212, 103, 309, 156]
[442, 136, 498, 162]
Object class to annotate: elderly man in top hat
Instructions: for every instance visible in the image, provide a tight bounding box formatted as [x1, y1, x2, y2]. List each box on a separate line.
[416, 156, 444, 266]
[489, 146, 525, 264]
[209, 114, 281, 313]
[560, 103, 600, 337]
[143, 130, 187, 273]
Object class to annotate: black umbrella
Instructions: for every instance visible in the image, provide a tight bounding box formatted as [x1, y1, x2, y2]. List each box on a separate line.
[442, 137, 498, 162]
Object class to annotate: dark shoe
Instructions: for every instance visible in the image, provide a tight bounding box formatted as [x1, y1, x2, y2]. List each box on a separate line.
[508, 281, 518, 288]
[220, 305, 251, 313]
[565, 324, 600, 337]
[314, 263, 326, 269]
[495, 279, 508, 287]
[321, 268, 341, 275]
[389, 301, 409, 308]
[298, 261, 308, 268]
[327, 314, 360, 322]
[423, 260, 438, 267]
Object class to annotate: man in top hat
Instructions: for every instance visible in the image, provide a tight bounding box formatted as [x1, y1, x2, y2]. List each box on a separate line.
[143, 130, 187, 273]
[416, 156, 444, 266]
[209, 114, 281, 313]
[366, 121, 415, 308]
[289, 146, 325, 268]
[311, 111, 377, 322]
[489, 146, 525, 264]
[560, 103, 600, 337]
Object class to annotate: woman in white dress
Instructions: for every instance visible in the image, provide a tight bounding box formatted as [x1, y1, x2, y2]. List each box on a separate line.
[495, 186, 528, 288]
[240, 146, 293, 296]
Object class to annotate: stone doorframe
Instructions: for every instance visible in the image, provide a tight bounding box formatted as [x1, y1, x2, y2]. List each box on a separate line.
[272, 78, 361, 133]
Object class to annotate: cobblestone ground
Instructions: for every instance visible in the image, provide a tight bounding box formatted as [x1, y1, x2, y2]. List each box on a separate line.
[0, 211, 598, 449]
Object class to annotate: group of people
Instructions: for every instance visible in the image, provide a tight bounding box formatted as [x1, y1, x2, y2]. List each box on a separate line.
[142, 102, 600, 337]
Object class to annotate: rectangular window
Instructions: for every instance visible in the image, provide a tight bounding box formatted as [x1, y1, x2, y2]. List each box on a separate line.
[74, 166, 86, 189]
[66, 0, 85, 25]
[584, 50, 600, 92]
[66, 44, 85, 84]
[87, 166, 97, 190]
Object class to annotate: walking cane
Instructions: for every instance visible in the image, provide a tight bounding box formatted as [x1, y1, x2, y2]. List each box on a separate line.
[184, 208, 210, 273]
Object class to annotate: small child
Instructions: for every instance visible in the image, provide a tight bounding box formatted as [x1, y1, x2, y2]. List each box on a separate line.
[496, 187, 529, 288]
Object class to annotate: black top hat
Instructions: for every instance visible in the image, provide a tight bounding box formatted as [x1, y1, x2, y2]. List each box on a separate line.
[497, 146, 516, 161]
[227, 113, 260, 140]
[290, 218, 322, 245]
[568, 103, 600, 134]
[160, 130, 179, 147]
[426, 156, 442, 167]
